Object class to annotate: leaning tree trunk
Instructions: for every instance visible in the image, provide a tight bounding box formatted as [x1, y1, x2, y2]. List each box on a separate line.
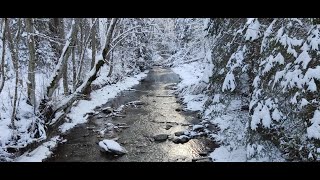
[25, 18, 37, 112]
[45, 19, 77, 99]
[46, 18, 118, 126]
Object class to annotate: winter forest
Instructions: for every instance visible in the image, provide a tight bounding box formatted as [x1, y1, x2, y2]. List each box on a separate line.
[0, 18, 320, 162]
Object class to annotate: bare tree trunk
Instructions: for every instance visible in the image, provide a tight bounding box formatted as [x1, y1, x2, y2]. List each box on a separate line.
[75, 19, 98, 88]
[71, 19, 79, 92]
[72, 43, 76, 92]
[25, 18, 37, 113]
[0, 18, 6, 94]
[45, 19, 77, 98]
[5, 18, 21, 129]
[47, 18, 119, 125]
[49, 18, 62, 63]
[107, 51, 113, 77]
[76, 19, 84, 83]
[58, 19, 70, 95]
[91, 18, 96, 69]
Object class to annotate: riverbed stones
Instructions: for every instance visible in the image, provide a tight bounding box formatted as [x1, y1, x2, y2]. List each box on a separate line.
[172, 135, 190, 144]
[192, 125, 204, 131]
[174, 131, 185, 136]
[102, 107, 113, 114]
[127, 100, 145, 106]
[99, 139, 127, 155]
[199, 151, 208, 156]
[165, 124, 173, 130]
[192, 157, 212, 162]
[153, 134, 169, 142]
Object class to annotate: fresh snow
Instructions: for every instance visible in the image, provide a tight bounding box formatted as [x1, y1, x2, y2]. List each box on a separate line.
[59, 71, 148, 133]
[15, 136, 61, 162]
[245, 18, 261, 41]
[295, 50, 311, 69]
[210, 146, 246, 162]
[99, 139, 127, 154]
[307, 110, 320, 139]
[222, 72, 236, 92]
[192, 125, 204, 131]
[172, 61, 211, 111]
[251, 103, 272, 130]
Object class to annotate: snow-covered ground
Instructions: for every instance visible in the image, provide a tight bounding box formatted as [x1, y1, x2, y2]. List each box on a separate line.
[172, 59, 284, 162]
[59, 70, 148, 133]
[172, 61, 211, 112]
[12, 70, 148, 162]
[0, 70, 49, 161]
[172, 61, 284, 162]
[15, 136, 62, 162]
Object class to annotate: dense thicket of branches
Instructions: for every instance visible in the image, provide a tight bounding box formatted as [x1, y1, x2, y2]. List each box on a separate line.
[0, 18, 156, 158]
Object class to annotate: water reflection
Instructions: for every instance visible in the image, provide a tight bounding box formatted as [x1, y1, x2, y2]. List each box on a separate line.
[47, 67, 213, 162]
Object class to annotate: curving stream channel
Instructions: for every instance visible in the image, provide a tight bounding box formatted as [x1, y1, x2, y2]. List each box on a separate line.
[46, 67, 215, 162]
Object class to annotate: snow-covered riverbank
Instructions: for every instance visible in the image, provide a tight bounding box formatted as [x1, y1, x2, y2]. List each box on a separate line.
[14, 71, 148, 162]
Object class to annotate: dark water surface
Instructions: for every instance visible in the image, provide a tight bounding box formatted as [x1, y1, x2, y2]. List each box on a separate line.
[46, 67, 214, 162]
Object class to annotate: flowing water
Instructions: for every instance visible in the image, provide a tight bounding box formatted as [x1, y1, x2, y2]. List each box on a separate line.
[46, 67, 216, 162]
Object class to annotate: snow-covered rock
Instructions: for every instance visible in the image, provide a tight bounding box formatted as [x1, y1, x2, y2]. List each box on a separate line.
[172, 135, 190, 144]
[192, 125, 204, 131]
[99, 139, 127, 155]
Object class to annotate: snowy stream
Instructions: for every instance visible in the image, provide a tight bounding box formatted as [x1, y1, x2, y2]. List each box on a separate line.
[46, 67, 215, 162]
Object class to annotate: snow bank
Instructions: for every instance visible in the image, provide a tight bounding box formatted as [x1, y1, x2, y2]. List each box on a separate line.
[210, 146, 246, 162]
[59, 71, 148, 133]
[172, 61, 211, 111]
[15, 136, 61, 162]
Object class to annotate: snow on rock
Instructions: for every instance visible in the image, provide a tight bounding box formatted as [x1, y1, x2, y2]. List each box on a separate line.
[172, 135, 190, 144]
[99, 139, 127, 155]
[192, 125, 204, 131]
[15, 136, 61, 162]
[59, 71, 148, 133]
